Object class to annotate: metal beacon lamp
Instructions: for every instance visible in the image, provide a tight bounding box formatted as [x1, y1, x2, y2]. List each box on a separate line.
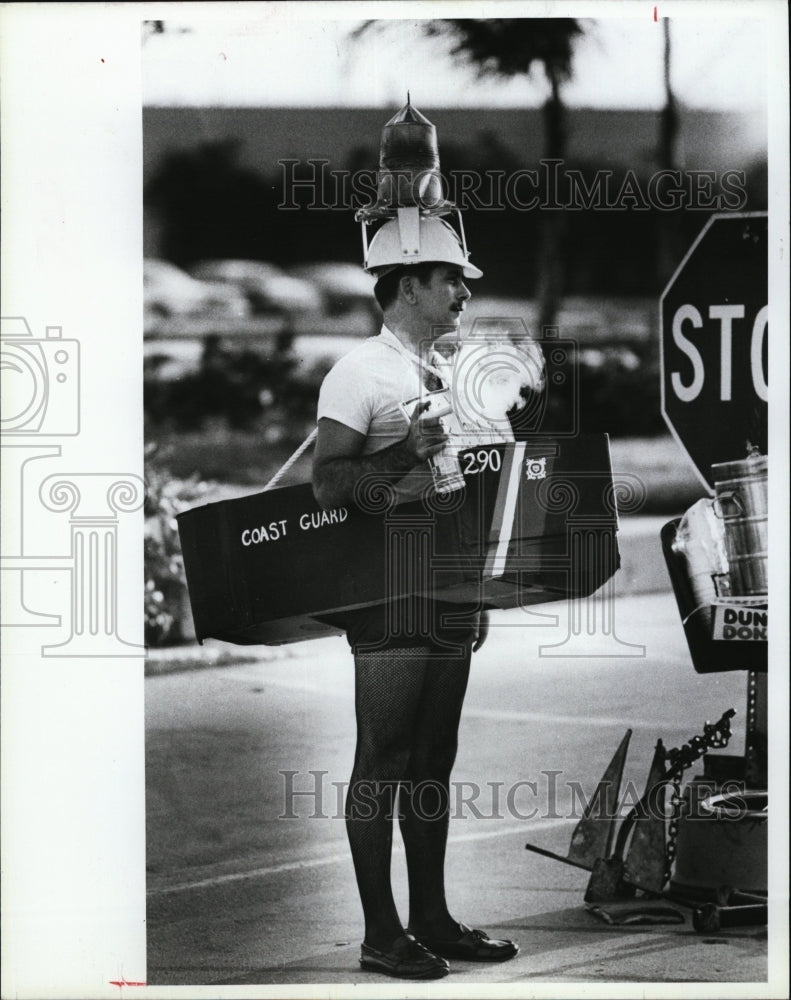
[355, 94, 473, 273]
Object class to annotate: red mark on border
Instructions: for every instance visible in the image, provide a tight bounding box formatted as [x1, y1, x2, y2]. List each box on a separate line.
[109, 977, 146, 989]
[654, 6, 658, 21]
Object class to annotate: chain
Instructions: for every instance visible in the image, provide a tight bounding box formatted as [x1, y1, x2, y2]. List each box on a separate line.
[664, 772, 684, 883]
[662, 709, 735, 887]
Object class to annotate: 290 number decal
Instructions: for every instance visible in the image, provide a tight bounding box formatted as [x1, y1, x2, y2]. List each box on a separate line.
[462, 449, 502, 475]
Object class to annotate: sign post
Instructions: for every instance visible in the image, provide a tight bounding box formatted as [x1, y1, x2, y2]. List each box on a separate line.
[660, 211, 768, 795]
[660, 212, 767, 491]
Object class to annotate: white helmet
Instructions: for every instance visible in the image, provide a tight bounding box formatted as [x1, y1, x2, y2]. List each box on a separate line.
[363, 209, 483, 279]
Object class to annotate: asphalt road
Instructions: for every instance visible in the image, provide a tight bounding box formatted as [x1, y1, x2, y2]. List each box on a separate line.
[145, 592, 763, 987]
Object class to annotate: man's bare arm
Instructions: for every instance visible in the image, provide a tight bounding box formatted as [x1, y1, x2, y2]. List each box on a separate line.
[312, 406, 447, 509]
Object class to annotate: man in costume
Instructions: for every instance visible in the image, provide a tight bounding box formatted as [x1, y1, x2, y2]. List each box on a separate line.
[313, 214, 519, 980]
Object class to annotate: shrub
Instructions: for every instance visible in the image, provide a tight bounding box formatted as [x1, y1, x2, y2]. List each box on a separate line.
[144, 335, 310, 432]
[144, 445, 214, 646]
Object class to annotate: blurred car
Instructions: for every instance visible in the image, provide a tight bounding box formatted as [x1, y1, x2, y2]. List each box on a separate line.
[188, 259, 322, 318]
[144, 258, 250, 332]
[289, 262, 375, 312]
[290, 261, 381, 335]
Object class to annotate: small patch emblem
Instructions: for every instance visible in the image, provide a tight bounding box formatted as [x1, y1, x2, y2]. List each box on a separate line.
[525, 457, 547, 480]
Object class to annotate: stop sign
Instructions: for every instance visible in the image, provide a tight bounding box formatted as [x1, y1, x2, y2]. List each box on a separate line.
[660, 212, 768, 491]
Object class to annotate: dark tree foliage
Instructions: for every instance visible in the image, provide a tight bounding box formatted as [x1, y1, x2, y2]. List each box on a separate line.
[144, 140, 279, 266]
[424, 18, 583, 93]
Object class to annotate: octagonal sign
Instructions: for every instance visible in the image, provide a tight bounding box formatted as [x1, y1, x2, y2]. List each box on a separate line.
[660, 212, 767, 492]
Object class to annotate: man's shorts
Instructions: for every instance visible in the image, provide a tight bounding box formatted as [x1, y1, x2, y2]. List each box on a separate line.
[320, 598, 480, 655]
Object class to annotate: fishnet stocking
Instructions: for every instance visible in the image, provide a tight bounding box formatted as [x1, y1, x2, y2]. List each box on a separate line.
[400, 648, 471, 939]
[347, 643, 472, 949]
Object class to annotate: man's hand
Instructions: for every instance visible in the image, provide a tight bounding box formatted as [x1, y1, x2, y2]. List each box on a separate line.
[405, 400, 449, 463]
[312, 411, 444, 510]
[472, 610, 490, 653]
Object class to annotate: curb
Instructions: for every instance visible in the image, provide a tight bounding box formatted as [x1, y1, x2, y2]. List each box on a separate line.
[145, 642, 304, 677]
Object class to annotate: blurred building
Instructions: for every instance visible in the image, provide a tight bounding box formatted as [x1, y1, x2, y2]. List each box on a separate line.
[143, 105, 765, 187]
[142, 105, 766, 296]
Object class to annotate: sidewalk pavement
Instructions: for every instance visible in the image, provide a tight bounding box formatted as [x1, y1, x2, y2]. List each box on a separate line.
[220, 907, 769, 988]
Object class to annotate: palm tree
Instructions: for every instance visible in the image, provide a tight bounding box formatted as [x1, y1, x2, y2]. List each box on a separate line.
[351, 18, 584, 326]
[422, 19, 583, 329]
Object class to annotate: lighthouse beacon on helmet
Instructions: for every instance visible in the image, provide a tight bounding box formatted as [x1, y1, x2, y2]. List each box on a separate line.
[354, 95, 479, 281]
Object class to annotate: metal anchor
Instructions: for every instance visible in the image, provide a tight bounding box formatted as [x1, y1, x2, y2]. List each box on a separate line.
[524, 709, 740, 907]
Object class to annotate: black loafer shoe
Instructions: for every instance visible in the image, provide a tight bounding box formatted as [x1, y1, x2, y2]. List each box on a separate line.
[359, 933, 450, 979]
[412, 923, 519, 962]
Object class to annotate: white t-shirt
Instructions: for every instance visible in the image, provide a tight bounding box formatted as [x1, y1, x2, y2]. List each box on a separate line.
[317, 327, 421, 450]
[317, 326, 433, 500]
